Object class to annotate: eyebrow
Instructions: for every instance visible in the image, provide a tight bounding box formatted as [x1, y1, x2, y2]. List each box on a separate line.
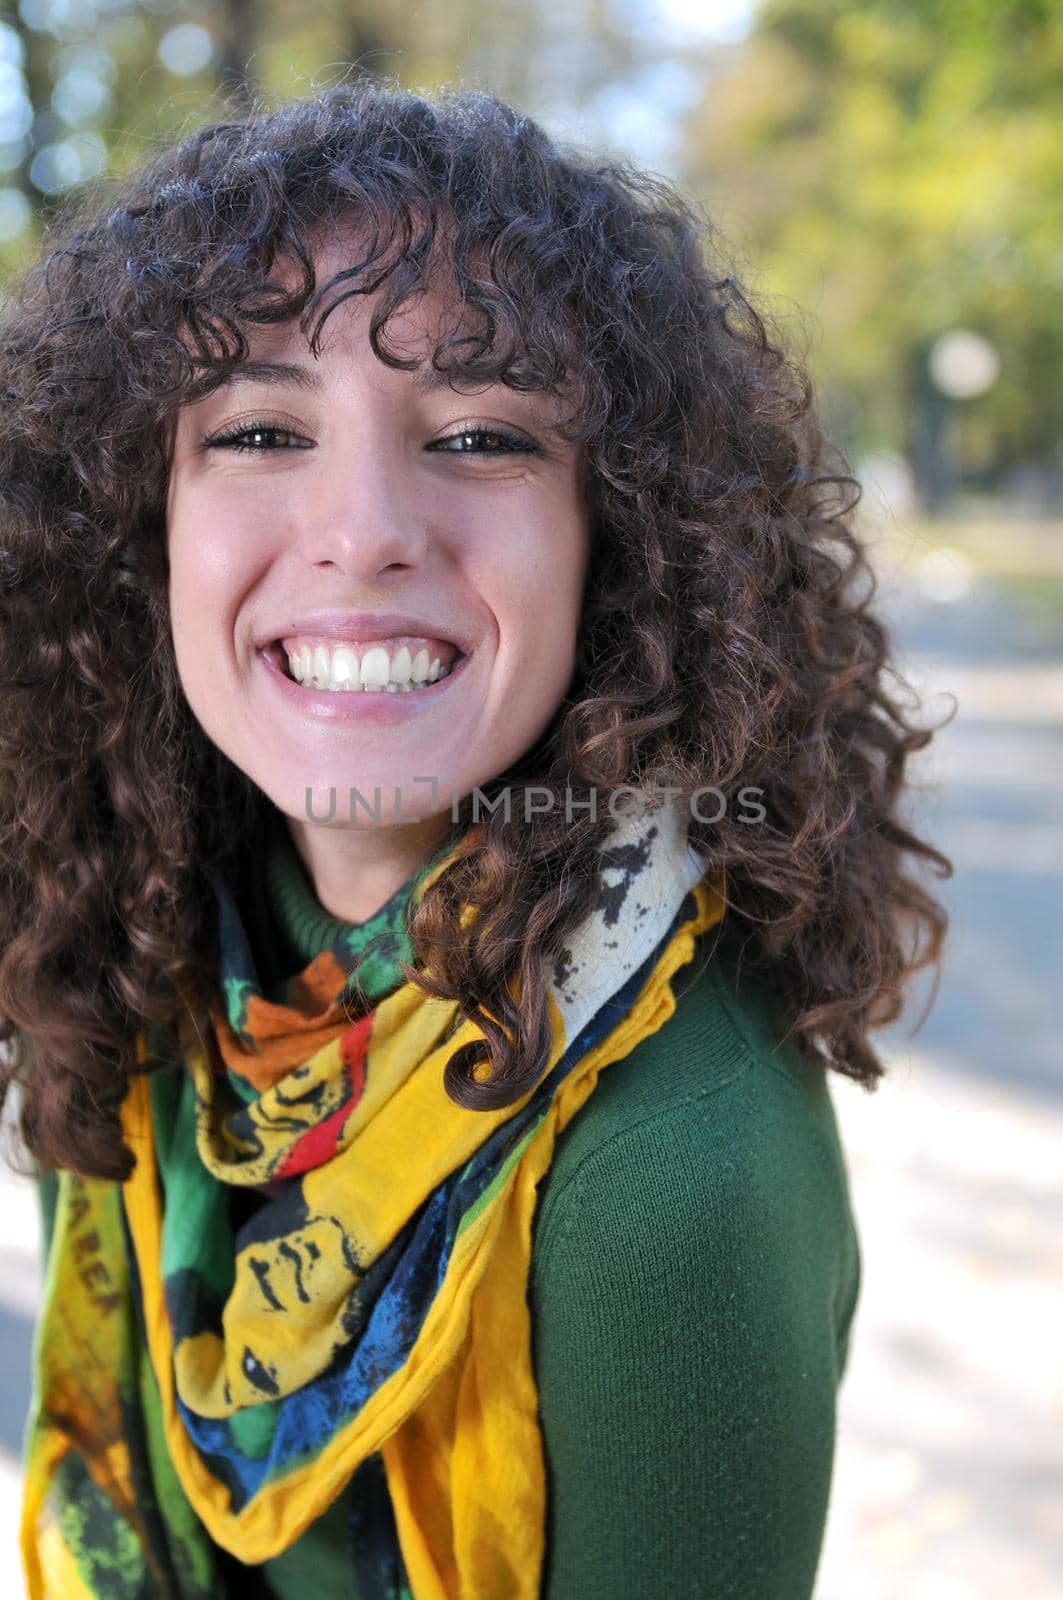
[215, 360, 322, 392]
[216, 358, 482, 396]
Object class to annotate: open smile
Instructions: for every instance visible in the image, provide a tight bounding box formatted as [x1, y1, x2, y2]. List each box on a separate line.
[258, 640, 473, 723]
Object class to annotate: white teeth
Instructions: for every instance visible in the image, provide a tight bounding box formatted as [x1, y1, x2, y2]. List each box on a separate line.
[284, 640, 456, 693]
[390, 645, 413, 684]
[330, 646, 359, 686]
[359, 645, 390, 689]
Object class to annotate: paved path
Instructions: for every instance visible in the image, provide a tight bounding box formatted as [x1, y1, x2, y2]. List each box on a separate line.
[816, 526, 1063, 1599]
[0, 1151, 45, 1595]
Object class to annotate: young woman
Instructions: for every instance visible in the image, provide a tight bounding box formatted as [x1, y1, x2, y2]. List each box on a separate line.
[0, 81, 950, 1599]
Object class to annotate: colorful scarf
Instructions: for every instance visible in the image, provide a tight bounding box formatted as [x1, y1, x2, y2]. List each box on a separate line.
[22, 801, 727, 1599]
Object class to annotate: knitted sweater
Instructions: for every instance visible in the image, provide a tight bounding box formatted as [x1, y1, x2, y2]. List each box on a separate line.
[33, 825, 862, 1599]
[251, 827, 863, 1600]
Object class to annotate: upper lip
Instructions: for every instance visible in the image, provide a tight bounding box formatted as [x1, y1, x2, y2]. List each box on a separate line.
[257, 610, 473, 653]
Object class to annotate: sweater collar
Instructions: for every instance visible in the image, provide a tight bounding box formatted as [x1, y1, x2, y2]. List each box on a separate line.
[260, 809, 460, 998]
[207, 808, 458, 1052]
[265, 812, 414, 970]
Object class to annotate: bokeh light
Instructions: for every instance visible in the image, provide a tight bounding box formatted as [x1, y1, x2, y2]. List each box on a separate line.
[0, 185, 32, 240]
[929, 330, 1002, 401]
[157, 23, 214, 77]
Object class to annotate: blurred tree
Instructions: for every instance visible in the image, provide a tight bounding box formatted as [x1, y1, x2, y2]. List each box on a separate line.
[0, 0, 708, 276]
[677, 0, 1063, 503]
[218, 0, 257, 106]
[15, 0, 1054, 509]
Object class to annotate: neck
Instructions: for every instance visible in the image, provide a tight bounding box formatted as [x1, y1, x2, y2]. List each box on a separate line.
[283, 811, 457, 923]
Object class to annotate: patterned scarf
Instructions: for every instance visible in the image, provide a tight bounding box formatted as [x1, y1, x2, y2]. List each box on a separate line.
[22, 802, 726, 1599]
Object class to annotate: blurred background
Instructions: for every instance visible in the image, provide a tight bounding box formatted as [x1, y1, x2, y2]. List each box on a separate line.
[0, 1, 1060, 1595]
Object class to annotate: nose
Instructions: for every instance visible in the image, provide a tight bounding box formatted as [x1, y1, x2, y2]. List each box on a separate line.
[301, 437, 430, 579]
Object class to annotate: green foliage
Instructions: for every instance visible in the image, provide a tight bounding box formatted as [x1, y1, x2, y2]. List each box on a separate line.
[1, 0, 1056, 495]
[679, 0, 1063, 478]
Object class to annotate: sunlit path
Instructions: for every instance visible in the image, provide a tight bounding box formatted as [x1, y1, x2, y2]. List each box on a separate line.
[816, 524, 1063, 1597]
[0, 1160, 43, 1600]
[819, 1052, 1063, 1599]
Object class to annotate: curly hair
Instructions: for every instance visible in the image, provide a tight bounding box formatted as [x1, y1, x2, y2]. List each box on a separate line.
[0, 79, 952, 1181]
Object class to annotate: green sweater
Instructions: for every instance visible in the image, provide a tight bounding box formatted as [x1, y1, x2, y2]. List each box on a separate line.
[530, 943, 861, 1598]
[34, 830, 862, 1599]
[252, 831, 862, 1600]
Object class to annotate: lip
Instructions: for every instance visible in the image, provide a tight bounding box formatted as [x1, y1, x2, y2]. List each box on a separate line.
[255, 610, 475, 655]
[257, 638, 474, 722]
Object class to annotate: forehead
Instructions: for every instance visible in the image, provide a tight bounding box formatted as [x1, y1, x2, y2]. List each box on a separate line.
[250, 217, 476, 363]
[186, 212, 581, 428]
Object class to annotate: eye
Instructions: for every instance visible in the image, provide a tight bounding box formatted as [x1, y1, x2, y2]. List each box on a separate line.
[428, 425, 540, 456]
[199, 418, 540, 456]
[202, 418, 314, 454]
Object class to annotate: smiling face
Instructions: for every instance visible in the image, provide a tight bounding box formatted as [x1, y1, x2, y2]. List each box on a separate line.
[165, 229, 591, 860]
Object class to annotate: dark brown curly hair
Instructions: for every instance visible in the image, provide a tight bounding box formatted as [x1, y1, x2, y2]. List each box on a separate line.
[0, 79, 952, 1181]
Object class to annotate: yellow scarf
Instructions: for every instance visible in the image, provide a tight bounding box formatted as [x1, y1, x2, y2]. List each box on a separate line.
[23, 802, 726, 1598]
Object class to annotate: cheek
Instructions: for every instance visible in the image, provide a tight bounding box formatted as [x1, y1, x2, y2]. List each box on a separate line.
[510, 499, 587, 609]
[544, 509, 590, 638]
[167, 508, 245, 712]
[506, 520, 586, 684]
[167, 487, 267, 639]
[166, 502, 200, 649]
[171, 517, 238, 595]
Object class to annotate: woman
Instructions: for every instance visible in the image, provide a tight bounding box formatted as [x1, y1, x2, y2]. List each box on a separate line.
[0, 81, 950, 1599]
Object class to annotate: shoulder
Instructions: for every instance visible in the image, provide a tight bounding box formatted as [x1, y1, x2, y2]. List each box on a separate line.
[531, 916, 861, 1359]
[528, 919, 863, 1598]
